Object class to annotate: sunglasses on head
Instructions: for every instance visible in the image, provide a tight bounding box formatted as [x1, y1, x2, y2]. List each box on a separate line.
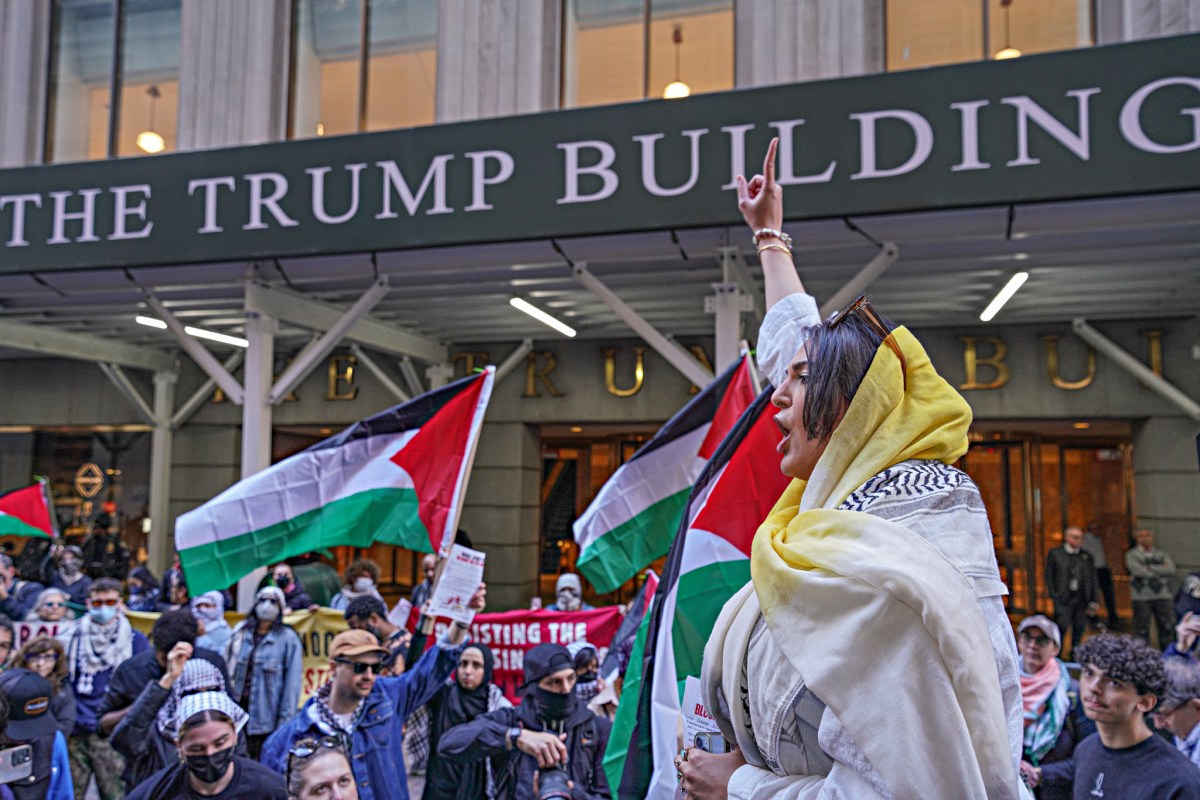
[829, 294, 907, 389]
[289, 735, 343, 759]
[334, 658, 382, 675]
[89, 598, 119, 607]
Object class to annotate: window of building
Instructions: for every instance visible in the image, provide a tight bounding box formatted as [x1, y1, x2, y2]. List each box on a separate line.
[887, 0, 1092, 72]
[562, 0, 734, 109]
[45, 0, 181, 163]
[290, 0, 438, 141]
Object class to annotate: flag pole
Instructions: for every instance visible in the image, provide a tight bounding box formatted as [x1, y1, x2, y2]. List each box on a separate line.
[418, 366, 495, 634]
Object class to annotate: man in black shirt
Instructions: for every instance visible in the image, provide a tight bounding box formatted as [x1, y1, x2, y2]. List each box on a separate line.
[1038, 633, 1200, 799]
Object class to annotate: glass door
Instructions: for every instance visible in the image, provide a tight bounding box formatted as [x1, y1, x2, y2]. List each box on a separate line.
[961, 440, 1036, 614]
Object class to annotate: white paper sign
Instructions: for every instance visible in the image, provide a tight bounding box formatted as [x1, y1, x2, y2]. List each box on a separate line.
[428, 544, 486, 624]
[387, 598, 413, 629]
[681, 675, 720, 749]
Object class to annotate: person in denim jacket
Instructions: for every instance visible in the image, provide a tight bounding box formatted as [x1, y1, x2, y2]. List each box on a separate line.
[225, 585, 302, 758]
[261, 583, 486, 800]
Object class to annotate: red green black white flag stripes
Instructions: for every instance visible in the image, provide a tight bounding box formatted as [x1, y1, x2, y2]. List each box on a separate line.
[573, 355, 757, 594]
[176, 368, 494, 595]
[604, 385, 792, 799]
[0, 479, 57, 538]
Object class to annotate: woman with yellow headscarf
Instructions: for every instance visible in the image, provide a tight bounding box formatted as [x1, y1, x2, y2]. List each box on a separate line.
[675, 140, 1025, 799]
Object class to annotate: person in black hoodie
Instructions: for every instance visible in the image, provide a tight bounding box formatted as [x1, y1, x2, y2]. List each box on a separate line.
[437, 643, 611, 800]
[409, 643, 512, 799]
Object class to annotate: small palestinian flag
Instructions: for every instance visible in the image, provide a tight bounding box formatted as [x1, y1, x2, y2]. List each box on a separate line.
[605, 386, 791, 798]
[0, 480, 57, 538]
[573, 355, 757, 594]
[176, 368, 494, 595]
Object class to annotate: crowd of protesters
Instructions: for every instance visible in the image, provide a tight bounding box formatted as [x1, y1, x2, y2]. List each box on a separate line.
[0, 512, 1198, 799]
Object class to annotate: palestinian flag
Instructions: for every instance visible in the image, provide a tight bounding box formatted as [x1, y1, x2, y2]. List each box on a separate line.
[0, 480, 57, 538]
[176, 368, 494, 595]
[605, 387, 791, 799]
[573, 355, 757, 594]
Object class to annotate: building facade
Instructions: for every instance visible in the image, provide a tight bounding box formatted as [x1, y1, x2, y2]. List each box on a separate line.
[0, 0, 1197, 612]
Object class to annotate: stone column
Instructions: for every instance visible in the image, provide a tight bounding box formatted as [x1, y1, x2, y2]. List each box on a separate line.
[436, 0, 559, 123]
[1096, 0, 1200, 44]
[0, 1, 50, 167]
[735, 0, 884, 88]
[1132, 416, 1200, 574]
[177, 0, 291, 150]
[460, 422, 542, 610]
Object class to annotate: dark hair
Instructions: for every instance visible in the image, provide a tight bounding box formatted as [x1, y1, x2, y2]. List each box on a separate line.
[178, 709, 234, 740]
[344, 595, 387, 623]
[1076, 633, 1167, 699]
[800, 305, 898, 442]
[0, 688, 9, 735]
[573, 646, 598, 671]
[13, 636, 68, 694]
[151, 609, 199, 654]
[90, 577, 123, 597]
[343, 558, 380, 587]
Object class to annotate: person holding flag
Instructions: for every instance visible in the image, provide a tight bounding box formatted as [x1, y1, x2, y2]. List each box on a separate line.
[674, 139, 1024, 799]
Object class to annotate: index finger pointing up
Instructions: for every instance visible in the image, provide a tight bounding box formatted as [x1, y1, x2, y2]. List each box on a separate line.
[763, 137, 779, 186]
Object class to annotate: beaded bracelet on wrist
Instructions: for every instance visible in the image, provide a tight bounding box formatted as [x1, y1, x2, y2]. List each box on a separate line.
[752, 227, 793, 249]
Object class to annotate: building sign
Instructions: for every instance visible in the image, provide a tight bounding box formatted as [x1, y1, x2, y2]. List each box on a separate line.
[1, 35, 1194, 275]
[73, 463, 104, 498]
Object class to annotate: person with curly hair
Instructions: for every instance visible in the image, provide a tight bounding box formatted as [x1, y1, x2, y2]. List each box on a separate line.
[1034, 633, 1200, 799]
[10, 636, 76, 739]
[329, 558, 386, 612]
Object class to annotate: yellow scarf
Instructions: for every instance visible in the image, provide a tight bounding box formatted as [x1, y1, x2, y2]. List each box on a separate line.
[751, 326, 1018, 799]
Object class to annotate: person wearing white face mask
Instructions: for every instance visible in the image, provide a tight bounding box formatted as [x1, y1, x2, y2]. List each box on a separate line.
[545, 573, 594, 612]
[191, 591, 233, 655]
[329, 559, 385, 612]
[57, 577, 150, 800]
[225, 585, 302, 759]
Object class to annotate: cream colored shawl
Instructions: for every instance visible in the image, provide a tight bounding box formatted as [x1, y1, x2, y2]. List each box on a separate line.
[703, 326, 1018, 800]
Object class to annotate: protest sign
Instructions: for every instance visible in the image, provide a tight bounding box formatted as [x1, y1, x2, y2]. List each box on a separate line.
[13, 620, 66, 649]
[429, 606, 623, 703]
[428, 545, 486, 624]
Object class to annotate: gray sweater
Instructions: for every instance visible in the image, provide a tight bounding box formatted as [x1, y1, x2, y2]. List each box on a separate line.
[1125, 546, 1176, 602]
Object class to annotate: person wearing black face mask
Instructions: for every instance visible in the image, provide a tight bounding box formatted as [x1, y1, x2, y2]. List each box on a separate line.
[126, 692, 286, 800]
[438, 643, 612, 800]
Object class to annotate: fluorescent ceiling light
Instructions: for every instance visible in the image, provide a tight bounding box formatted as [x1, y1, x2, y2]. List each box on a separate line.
[136, 315, 249, 348]
[509, 297, 576, 337]
[979, 272, 1028, 322]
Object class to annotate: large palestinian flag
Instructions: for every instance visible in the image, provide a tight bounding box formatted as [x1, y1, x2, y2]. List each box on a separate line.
[176, 368, 494, 595]
[573, 355, 757, 594]
[605, 386, 791, 799]
[0, 480, 57, 538]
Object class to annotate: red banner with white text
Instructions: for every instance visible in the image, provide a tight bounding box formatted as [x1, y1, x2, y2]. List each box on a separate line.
[430, 606, 623, 703]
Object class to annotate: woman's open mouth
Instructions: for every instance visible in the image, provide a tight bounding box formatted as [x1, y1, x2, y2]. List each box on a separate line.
[774, 415, 791, 454]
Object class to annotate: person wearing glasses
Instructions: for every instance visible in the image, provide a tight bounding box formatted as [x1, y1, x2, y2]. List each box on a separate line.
[225, 585, 303, 759]
[1156, 660, 1200, 769]
[679, 139, 1024, 799]
[261, 583, 487, 800]
[126, 690, 286, 800]
[10, 636, 76, 740]
[1013, 616, 1094, 799]
[26, 589, 73, 625]
[286, 738, 359, 800]
[1040, 634, 1200, 799]
[57, 577, 149, 800]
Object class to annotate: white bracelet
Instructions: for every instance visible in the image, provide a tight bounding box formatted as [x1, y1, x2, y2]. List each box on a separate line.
[752, 228, 793, 250]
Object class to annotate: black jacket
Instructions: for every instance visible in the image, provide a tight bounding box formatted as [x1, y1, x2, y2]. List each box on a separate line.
[438, 696, 611, 800]
[109, 679, 248, 790]
[1045, 547, 1097, 605]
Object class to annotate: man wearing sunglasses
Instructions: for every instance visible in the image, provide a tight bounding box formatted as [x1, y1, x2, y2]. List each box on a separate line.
[262, 582, 487, 800]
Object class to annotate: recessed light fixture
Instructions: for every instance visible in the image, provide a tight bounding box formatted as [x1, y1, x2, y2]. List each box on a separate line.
[1073, 422, 1090, 429]
[979, 272, 1029, 322]
[570, 426, 583, 433]
[510, 297, 576, 337]
[135, 315, 249, 348]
